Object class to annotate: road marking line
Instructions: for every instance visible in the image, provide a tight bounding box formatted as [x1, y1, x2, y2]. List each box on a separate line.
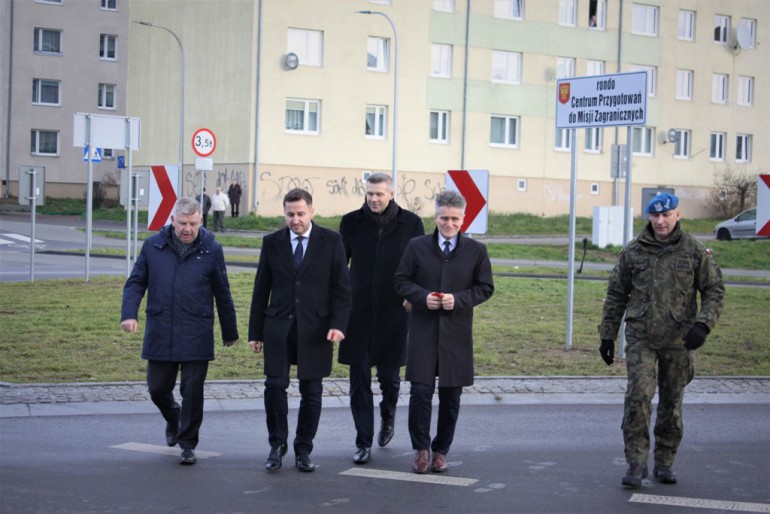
[340, 467, 478, 486]
[0, 233, 43, 244]
[110, 442, 221, 459]
[629, 494, 770, 512]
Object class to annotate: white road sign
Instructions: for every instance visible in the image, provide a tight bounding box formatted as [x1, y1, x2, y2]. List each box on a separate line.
[555, 71, 648, 129]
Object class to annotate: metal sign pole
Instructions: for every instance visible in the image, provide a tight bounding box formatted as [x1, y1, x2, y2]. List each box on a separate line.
[619, 125, 634, 357]
[132, 173, 139, 264]
[85, 115, 93, 282]
[565, 129, 578, 351]
[28, 169, 37, 282]
[125, 119, 132, 278]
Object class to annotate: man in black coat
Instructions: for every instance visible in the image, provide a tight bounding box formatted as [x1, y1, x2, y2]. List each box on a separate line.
[227, 179, 242, 218]
[121, 197, 239, 466]
[248, 188, 352, 473]
[395, 190, 494, 474]
[338, 173, 425, 465]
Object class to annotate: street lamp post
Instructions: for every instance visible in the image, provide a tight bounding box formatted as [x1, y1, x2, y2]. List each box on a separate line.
[356, 10, 399, 195]
[134, 21, 185, 196]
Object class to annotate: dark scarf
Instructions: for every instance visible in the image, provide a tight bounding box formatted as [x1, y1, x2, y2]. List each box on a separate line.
[363, 199, 398, 229]
[170, 230, 195, 258]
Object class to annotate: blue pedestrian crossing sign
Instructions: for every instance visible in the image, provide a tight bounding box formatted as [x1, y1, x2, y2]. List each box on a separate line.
[83, 146, 102, 162]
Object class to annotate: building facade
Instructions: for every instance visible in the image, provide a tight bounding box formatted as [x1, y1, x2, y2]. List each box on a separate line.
[3, 0, 767, 219]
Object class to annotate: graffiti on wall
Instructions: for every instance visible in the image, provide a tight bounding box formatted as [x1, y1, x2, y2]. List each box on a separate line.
[258, 171, 446, 215]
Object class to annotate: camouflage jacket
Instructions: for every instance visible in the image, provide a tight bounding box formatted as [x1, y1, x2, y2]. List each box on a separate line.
[599, 222, 724, 348]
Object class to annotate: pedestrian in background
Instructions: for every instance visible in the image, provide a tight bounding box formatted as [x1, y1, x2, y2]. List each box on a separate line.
[211, 186, 229, 232]
[599, 193, 724, 488]
[120, 197, 239, 465]
[196, 188, 212, 228]
[338, 172, 425, 465]
[248, 188, 352, 473]
[394, 190, 494, 474]
[228, 179, 242, 218]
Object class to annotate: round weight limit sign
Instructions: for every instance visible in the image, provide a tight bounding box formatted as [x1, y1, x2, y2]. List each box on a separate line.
[192, 128, 216, 157]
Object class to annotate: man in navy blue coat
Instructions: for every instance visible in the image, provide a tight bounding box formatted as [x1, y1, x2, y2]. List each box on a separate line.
[121, 197, 239, 465]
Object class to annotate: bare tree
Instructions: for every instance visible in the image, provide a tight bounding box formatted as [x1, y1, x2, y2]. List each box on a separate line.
[708, 166, 759, 218]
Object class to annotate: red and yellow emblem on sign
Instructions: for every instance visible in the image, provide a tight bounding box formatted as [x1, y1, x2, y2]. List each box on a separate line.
[558, 82, 571, 104]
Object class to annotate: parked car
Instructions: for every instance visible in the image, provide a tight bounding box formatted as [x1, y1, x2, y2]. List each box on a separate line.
[714, 208, 767, 240]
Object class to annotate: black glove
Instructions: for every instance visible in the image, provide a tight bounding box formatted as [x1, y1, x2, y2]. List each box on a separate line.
[683, 322, 709, 350]
[599, 339, 615, 366]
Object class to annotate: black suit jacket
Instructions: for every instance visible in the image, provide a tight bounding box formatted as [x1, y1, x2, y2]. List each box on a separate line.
[248, 223, 352, 380]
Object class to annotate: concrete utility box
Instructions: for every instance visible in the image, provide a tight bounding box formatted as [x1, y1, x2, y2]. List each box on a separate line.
[592, 206, 633, 248]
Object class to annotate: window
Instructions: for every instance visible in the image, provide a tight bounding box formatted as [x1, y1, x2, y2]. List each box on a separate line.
[366, 37, 389, 72]
[434, 0, 454, 12]
[738, 19, 756, 48]
[556, 57, 575, 78]
[517, 178, 527, 191]
[429, 111, 450, 143]
[98, 83, 116, 109]
[559, 0, 576, 26]
[555, 128, 571, 151]
[494, 0, 524, 20]
[709, 132, 725, 161]
[738, 76, 754, 106]
[287, 28, 323, 67]
[431, 44, 452, 78]
[672, 129, 690, 159]
[586, 60, 604, 76]
[101, 0, 117, 10]
[588, 0, 606, 29]
[285, 98, 320, 135]
[584, 127, 602, 152]
[591, 183, 600, 195]
[490, 115, 519, 147]
[678, 10, 695, 40]
[712, 73, 728, 104]
[632, 4, 658, 36]
[736, 134, 752, 163]
[491, 51, 522, 84]
[32, 79, 60, 105]
[370, 0, 391, 4]
[31, 129, 58, 156]
[365, 105, 387, 138]
[99, 34, 116, 60]
[630, 65, 656, 96]
[676, 70, 693, 100]
[714, 15, 729, 44]
[631, 126, 654, 156]
[33, 28, 61, 54]
[103, 148, 114, 159]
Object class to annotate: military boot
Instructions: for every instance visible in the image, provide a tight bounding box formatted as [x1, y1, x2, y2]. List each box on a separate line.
[654, 464, 678, 484]
[621, 463, 648, 488]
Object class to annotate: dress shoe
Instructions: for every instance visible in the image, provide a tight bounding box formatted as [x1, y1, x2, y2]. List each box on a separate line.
[179, 448, 196, 465]
[621, 463, 648, 488]
[412, 449, 430, 474]
[353, 447, 371, 465]
[265, 444, 288, 471]
[654, 464, 678, 484]
[165, 416, 179, 447]
[378, 418, 395, 447]
[295, 454, 317, 472]
[431, 452, 448, 473]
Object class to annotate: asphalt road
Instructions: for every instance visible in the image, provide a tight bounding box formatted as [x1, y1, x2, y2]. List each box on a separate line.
[1, 400, 769, 513]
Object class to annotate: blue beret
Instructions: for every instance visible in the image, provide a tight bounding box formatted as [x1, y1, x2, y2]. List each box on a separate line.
[646, 193, 679, 214]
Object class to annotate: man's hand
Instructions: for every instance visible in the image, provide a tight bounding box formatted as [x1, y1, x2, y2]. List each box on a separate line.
[402, 299, 412, 313]
[440, 293, 455, 311]
[120, 319, 138, 333]
[683, 322, 709, 351]
[249, 340, 263, 353]
[327, 329, 345, 343]
[599, 339, 615, 366]
[223, 339, 239, 347]
[426, 293, 443, 310]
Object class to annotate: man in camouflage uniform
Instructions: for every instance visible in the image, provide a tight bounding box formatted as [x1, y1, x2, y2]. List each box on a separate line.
[598, 193, 724, 489]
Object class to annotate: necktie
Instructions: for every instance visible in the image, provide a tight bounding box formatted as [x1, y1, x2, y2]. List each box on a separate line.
[294, 236, 304, 270]
[443, 241, 451, 256]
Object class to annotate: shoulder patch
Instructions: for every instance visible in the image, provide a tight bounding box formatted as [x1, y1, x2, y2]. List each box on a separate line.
[705, 248, 712, 255]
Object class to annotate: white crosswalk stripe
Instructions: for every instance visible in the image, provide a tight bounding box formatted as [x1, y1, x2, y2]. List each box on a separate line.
[0, 233, 43, 245]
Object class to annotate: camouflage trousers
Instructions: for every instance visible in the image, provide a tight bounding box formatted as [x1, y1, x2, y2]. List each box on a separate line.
[622, 345, 695, 468]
